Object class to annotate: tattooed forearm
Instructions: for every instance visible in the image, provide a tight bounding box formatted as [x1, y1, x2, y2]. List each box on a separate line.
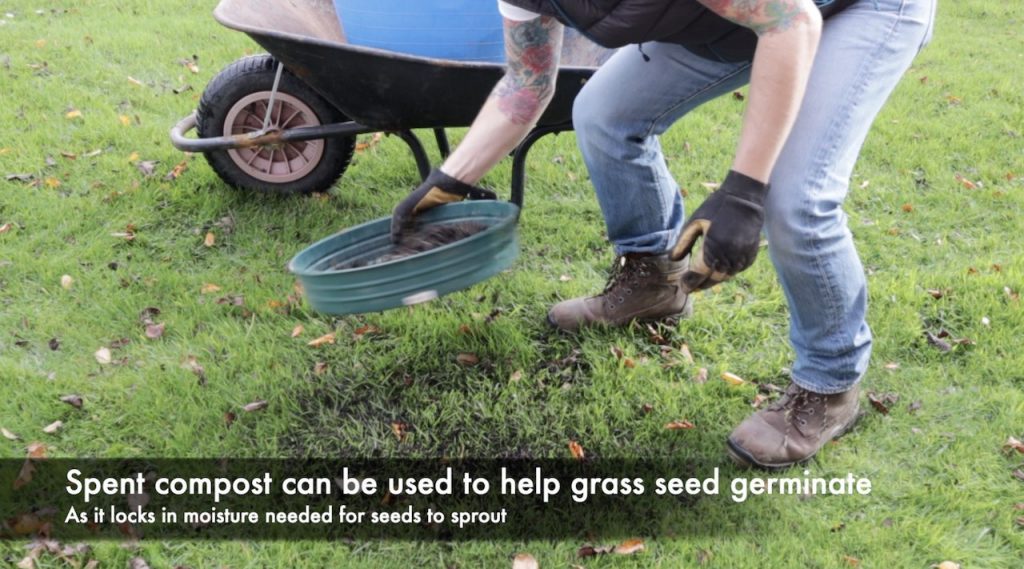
[495, 16, 562, 125]
[698, 0, 818, 35]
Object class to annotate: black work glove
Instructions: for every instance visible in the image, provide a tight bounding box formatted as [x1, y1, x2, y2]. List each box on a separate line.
[390, 168, 496, 242]
[670, 170, 769, 292]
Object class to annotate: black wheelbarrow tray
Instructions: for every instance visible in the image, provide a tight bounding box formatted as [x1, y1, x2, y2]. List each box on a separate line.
[169, 0, 613, 206]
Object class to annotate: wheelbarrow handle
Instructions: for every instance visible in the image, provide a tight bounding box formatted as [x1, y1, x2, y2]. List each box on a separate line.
[169, 112, 377, 153]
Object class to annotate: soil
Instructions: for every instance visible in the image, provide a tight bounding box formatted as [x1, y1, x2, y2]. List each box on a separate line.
[334, 222, 488, 270]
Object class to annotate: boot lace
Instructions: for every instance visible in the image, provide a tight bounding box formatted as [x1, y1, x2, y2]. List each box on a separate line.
[769, 383, 824, 437]
[601, 255, 653, 311]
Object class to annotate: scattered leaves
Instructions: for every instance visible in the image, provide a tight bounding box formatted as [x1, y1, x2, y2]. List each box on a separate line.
[290, 324, 304, 338]
[2, 427, 20, 440]
[568, 440, 585, 461]
[144, 322, 166, 340]
[721, 371, 746, 386]
[509, 369, 523, 382]
[313, 362, 329, 376]
[0, 222, 12, 234]
[1013, 469, 1024, 483]
[924, 330, 952, 352]
[867, 391, 899, 415]
[665, 420, 695, 430]
[42, 420, 63, 434]
[201, 283, 222, 294]
[355, 132, 384, 152]
[391, 421, 410, 442]
[926, 288, 946, 299]
[27, 442, 48, 458]
[456, 353, 479, 366]
[203, 231, 216, 247]
[224, 411, 236, 427]
[164, 158, 190, 181]
[242, 400, 268, 413]
[65, 109, 82, 120]
[136, 160, 158, 177]
[60, 275, 73, 290]
[307, 333, 336, 347]
[181, 355, 207, 385]
[353, 324, 381, 339]
[953, 173, 976, 190]
[14, 459, 36, 490]
[60, 394, 83, 409]
[578, 538, 646, 558]
[692, 367, 709, 384]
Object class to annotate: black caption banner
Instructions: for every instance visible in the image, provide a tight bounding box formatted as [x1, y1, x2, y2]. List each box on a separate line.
[1, 459, 871, 541]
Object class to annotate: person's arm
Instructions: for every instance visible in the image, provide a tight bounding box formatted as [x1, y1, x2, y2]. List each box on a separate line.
[698, 0, 822, 183]
[440, 15, 564, 184]
[672, 0, 822, 288]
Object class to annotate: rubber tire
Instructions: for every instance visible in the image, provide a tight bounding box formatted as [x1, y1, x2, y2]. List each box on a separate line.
[196, 54, 356, 195]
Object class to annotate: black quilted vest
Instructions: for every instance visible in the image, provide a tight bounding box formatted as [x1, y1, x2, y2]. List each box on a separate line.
[503, 0, 857, 62]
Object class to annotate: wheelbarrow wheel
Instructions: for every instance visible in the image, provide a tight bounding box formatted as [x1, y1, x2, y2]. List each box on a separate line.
[196, 54, 355, 195]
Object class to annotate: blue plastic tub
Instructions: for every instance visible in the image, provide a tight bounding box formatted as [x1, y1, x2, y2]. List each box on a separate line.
[334, 0, 505, 62]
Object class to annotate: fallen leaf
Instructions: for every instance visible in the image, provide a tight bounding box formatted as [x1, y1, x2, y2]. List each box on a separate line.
[924, 331, 953, 352]
[568, 440, 585, 461]
[884, 362, 900, 370]
[1003, 436, 1024, 454]
[355, 132, 384, 152]
[138, 307, 161, 325]
[613, 539, 646, 555]
[144, 322, 165, 340]
[511, 553, 539, 569]
[119, 115, 131, 126]
[136, 160, 157, 177]
[5, 174, 35, 183]
[954, 173, 976, 190]
[65, 109, 82, 120]
[510, 370, 523, 382]
[622, 357, 636, 369]
[60, 394, 83, 409]
[721, 371, 746, 386]
[127, 76, 143, 86]
[60, 275, 73, 290]
[129, 557, 151, 569]
[128, 151, 140, 162]
[94, 347, 112, 365]
[610, 346, 624, 360]
[665, 420, 695, 430]
[751, 394, 770, 409]
[696, 549, 714, 565]
[692, 367, 709, 384]
[679, 343, 695, 365]
[42, 420, 63, 434]
[353, 324, 381, 339]
[313, 362, 329, 376]
[243, 400, 268, 413]
[200, 283, 222, 294]
[926, 288, 945, 299]
[203, 232, 216, 247]
[457, 353, 479, 366]
[2, 427, 20, 440]
[164, 159, 189, 181]
[291, 324, 304, 338]
[391, 421, 410, 442]
[307, 333, 336, 347]
[867, 391, 899, 415]
[14, 459, 35, 489]
[26, 442, 48, 458]
[641, 403, 654, 414]
[0, 222, 12, 234]
[559, 274, 573, 282]
[901, 203, 914, 213]
[181, 355, 207, 385]
[907, 400, 922, 414]
[224, 411, 236, 427]
[843, 555, 861, 567]
[934, 563, 961, 569]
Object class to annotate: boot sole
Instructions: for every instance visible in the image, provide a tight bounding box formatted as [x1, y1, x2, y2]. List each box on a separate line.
[725, 409, 865, 471]
[545, 297, 694, 331]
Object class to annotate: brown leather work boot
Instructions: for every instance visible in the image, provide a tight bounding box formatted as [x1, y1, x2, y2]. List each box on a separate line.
[727, 383, 863, 470]
[547, 254, 693, 331]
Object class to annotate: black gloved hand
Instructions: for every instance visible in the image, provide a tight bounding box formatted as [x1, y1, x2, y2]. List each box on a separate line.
[670, 170, 769, 292]
[390, 168, 496, 242]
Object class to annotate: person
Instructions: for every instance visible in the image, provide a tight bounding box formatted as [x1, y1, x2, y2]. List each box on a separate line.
[390, 0, 936, 469]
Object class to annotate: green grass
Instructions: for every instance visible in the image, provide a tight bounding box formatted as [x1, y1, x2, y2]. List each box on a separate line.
[1, 0, 1023, 567]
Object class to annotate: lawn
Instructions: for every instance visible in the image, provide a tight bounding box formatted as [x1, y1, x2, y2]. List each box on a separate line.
[1, 0, 1022, 567]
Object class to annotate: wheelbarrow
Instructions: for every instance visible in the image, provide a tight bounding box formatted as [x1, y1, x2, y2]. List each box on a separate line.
[170, 0, 613, 209]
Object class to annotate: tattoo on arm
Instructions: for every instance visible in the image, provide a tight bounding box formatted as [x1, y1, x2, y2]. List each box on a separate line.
[495, 16, 562, 125]
[698, 0, 815, 35]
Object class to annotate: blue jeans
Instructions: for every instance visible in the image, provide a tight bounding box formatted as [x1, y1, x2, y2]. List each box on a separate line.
[572, 0, 936, 394]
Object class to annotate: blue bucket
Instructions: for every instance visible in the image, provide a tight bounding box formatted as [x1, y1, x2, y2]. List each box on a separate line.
[334, 0, 505, 62]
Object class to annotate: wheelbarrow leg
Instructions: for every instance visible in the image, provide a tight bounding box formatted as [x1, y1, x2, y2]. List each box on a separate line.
[394, 130, 432, 182]
[510, 123, 572, 210]
[433, 129, 451, 159]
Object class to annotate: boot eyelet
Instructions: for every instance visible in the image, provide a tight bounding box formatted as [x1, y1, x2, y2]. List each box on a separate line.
[807, 408, 815, 415]
[626, 289, 633, 295]
[799, 419, 807, 426]
[618, 296, 625, 304]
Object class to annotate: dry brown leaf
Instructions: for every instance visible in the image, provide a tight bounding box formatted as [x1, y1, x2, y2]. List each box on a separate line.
[291, 324, 304, 338]
[665, 419, 695, 430]
[16, 555, 36, 569]
[751, 394, 770, 409]
[1004, 436, 1024, 454]
[954, 173, 976, 190]
[353, 324, 381, 339]
[243, 400, 268, 413]
[610, 346, 624, 360]
[924, 331, 952, 353]
[26, 442, 48, 458]
[568, 440, 585, 461]
[224, 411, 236, 428]
[42, 420, 63, 434]
[60, 275, 73, 290]
[641, 403, 654, 414]
[679, 343, 695, 365]
[884, 362, 900, 370]
[0, 222, 12, 234]
[622, 357, 636, 369]
[307, 333, 336, 347]
[934, 563, 961, 569]
[510, 370, 523, 382]
[129, 557, 152, 569]
[456, 353, 479, 366]
[355, 132, 384, 152]
[843, 555, 861, 567]
[60, 394, 83, 409]
[94, 347, 112, 365]
[203, 232, 216, 247]
[511, 553, 539, 569]
[867, 392, 899, 415]
[144, 322, 166, 340]
[2, 427, 20, 440]
[559, 274, 573, 282]
[692, 367, 709, 384]
[721, 371, 746, 386]
[65, 109, 82, 120]
[200, 283, 222, 294]
[14, 459, 35, 490]
[136, 160, 158, 177]
[926, 288, 945, 299]
[313, 362, 329, 376]
[391, 421, 410, 442]
[164, 159, 189, 181]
